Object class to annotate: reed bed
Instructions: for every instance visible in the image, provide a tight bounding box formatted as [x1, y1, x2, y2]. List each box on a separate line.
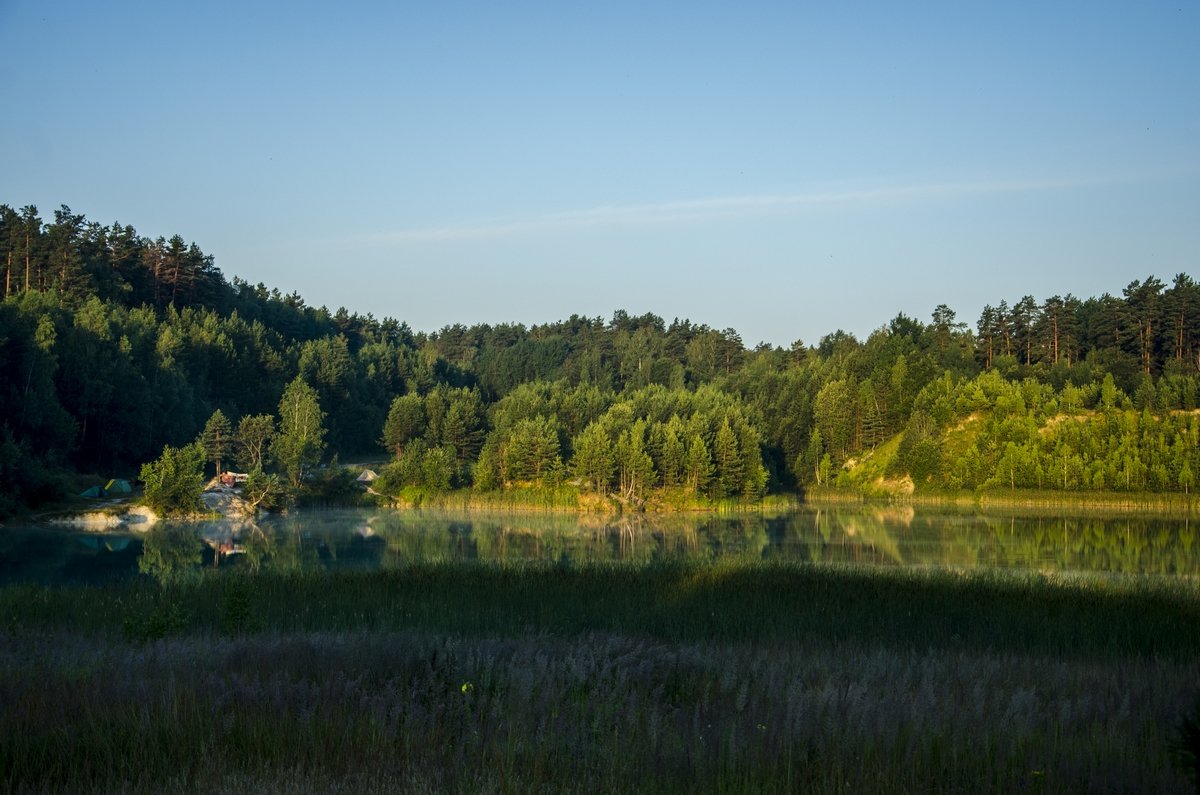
[2, 562, 1199, 792]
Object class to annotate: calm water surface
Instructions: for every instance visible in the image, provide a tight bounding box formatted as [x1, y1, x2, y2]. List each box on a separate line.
[2, 505, 1198, 586]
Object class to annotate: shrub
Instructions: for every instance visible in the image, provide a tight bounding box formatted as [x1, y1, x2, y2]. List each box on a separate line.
[139, 442, 205, 516]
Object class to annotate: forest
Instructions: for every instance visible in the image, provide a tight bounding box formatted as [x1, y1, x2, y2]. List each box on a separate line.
[3, 202, 1200, 516]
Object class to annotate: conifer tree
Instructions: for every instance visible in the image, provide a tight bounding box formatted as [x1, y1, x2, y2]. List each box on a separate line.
[382, 394, 425, 458]
[685, 433, 713, 494]
[199, 409, 232, 477]
[713, 418, 743, 498]
[572, 423, 615, 493]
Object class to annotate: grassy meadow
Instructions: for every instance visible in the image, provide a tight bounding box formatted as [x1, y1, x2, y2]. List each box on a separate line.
[2, 561, 1199, 793]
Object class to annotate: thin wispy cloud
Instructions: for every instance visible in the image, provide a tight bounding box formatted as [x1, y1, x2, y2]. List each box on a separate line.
[361, 174, 1130, 246]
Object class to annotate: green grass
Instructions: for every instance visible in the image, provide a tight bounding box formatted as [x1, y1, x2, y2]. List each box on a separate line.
[810, 484, 1200, 515]
[386, 484, 586, 512]
[381, 485, 799, 515]
[4, 561, 1199, 658]
[2, 562, 1199, 792]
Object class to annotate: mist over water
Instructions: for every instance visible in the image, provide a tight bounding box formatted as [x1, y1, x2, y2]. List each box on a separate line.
[3, 506, 1198, 586]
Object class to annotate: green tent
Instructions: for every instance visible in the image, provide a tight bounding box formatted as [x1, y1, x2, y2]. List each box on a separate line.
[79, 485, 105, 498]
[105, 478, 132, 494]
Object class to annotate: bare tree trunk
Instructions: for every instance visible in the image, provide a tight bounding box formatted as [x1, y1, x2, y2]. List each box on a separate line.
[1143, 320, 1153, 374]
[1052, 314, 1059, 364]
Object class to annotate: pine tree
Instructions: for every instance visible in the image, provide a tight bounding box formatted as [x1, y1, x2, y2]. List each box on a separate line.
[382, 394, 425, 458]
[976, 305, 998, 368]
[657, 416, 687, 486]
[712, 418, 743, 498]
[685, 432, 714, 494]
[199, 409, 232, 476]
[1012, 295, 1040, 365]
[615, 420, 656, 501]
[571, 422, 615, 493]
[46, 206, 89, 306]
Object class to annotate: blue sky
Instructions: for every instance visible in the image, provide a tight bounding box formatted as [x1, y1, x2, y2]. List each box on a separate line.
[1, 1, 1197, 346]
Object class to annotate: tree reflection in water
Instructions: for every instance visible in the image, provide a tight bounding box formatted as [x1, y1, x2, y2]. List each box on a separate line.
[138, 526, 202, 585]
[126, 507, 1200, 580]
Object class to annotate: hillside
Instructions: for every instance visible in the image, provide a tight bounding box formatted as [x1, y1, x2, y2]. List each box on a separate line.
[832, 369, 1200, 503]
[3, 203, 1200, 516]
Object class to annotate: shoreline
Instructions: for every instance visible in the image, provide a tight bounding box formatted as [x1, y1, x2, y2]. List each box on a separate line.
[20, 486, 1200, 530]
[378, 486, 801, 517]
[31, 487, 246, 529]
[803, 485, 1200, 516]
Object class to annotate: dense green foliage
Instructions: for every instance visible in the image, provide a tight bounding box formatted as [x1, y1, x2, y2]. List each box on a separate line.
[3, 202, 1200, 515]
[834, 368, 1200, 495]
[199, 409, 232, 475]
[138, 442, 205, 517]
[272, 377, 328, 488]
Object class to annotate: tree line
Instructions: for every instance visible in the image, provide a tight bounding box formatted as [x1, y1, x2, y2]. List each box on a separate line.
[377, 382, 768, 504]
[2, 201, 1199, 516]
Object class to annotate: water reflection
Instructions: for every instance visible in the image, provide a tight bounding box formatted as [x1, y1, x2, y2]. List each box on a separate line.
[139, 526, 203, 585]
[2, 507, 1199, 585]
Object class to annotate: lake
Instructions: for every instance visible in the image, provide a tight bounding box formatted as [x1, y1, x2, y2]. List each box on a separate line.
[3, 504, 1198, 586]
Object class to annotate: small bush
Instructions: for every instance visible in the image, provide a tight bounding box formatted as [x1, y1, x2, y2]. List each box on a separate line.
[219, 580, 261, 635]
[1176, 696, 1200, 793]
[122, 602, 189, 642]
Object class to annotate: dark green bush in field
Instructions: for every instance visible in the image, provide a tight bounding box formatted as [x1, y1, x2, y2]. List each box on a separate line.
[121, 601, 189, 642]
[218, 578, 261, 635]
[1177, 696, 1200, 794]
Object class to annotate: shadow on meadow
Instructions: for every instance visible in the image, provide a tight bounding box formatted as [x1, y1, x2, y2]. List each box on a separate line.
[2, 562, 1199, 793]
